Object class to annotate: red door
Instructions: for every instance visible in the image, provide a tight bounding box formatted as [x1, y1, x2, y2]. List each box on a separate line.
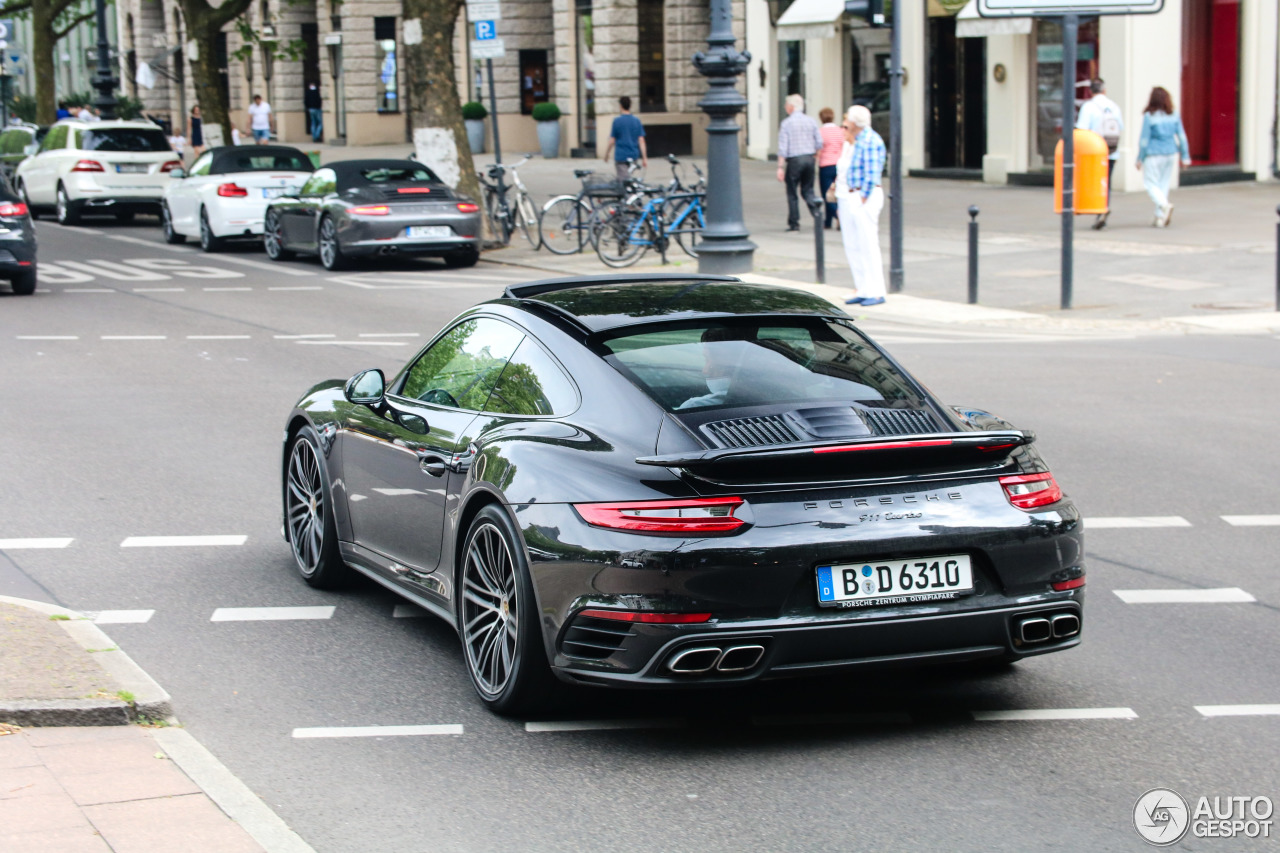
[1181, 0, 1240, 165]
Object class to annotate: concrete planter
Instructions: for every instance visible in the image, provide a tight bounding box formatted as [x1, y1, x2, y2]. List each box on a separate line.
[465, 119, 486, 154]
[536, 120, 560, 159]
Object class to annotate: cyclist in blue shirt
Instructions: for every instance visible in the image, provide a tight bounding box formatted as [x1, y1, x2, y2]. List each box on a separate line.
[602, 97, 648, 182]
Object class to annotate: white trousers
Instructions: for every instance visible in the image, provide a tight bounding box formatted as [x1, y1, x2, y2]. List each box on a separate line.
[1142, 153, 1177, 215]
[837, 187, 886, 299]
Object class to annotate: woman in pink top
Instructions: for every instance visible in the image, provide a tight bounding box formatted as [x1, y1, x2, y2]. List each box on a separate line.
[817, 107, 844, 228]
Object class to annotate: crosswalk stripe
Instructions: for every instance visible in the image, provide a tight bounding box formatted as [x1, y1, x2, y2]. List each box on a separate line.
[1195, 704, 1280, 717]
[972, 708, 1137, 721]
[0, 538, 73, 549]
[525, 719, 686, 732]
[1221, 515, 1280, 526]
[1085, 516, 1192, 529]
[93, 610, 155, 624]
[122, 535, 247, 547]
[1113, 588, 1255, 604]
[292, 724, 463, 738]
[211, 606, 335, 622]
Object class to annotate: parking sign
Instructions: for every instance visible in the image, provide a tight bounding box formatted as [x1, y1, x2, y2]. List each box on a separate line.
[474, 20, 496, 40]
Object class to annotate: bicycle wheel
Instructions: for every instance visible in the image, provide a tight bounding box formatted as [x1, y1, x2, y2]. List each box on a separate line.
[674, 203, 706, 259]
[515, 193, 539, 248]
[595, 209, 648, 268]
[539, 196, 592, 255]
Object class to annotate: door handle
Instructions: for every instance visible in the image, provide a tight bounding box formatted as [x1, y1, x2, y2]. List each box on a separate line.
[416, 450, 447, 477]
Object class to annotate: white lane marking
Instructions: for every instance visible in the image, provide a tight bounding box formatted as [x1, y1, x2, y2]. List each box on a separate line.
[187, 335, 251, 340]
[125, 258, 243, 279]
[0, 538, 73, 549]
[268, 286, 323, 291]
[133, 287, 186, 292]
[294, 340, 408, 346]
[39, 263, 97, 284]
[62, 260, 170, 281]
[1195, 704, 1280, 717]
[94, 610, 155, 624]
[16, 335, 79, 340]
[274, 334, 334, 339]
[1085, 516, 1192, 529]
[525, 719, 686, 732]
[1222, 515, 1280, 526]
[101, 335, 167, 341]
[101, 233, 192, 253]
[121, 535, 247, 547]
[209, 254, 316, 276]
[292, 724, 462, 738]
[63, 287, 114, 293]
[359, 333, 421, 338]
[971, 708, 1138, 721]
[211, 606, 335, 622]
[202, 287, 253, 292]
[54, 225, 104, 236]
[348, 494, 367, 502]
[392, 604, 427, 618]
[752, 712, 912, 726]
[1113, 588, 1255, 604]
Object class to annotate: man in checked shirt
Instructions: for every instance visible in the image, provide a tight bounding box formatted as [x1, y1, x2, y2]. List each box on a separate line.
[842, 104, 887, 306]
[776, 94, 823, 231]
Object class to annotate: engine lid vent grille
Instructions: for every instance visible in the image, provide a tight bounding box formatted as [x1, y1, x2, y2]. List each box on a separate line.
[860, 407, 937, 436]
[789, 405, 872, 439]
[703, 415, 800, 449]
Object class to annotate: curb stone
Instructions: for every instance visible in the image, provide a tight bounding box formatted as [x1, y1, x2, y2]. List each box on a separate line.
[0, 594, 172, 725]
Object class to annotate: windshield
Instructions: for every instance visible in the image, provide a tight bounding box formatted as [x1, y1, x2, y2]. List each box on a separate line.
[217, 151, 313, 172]
[81, 128, 171, 152]
[356, 166, 440, 184]
[598, 319, 927, 413]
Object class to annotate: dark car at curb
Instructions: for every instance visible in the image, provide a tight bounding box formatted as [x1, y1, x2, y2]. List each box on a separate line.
[280, 275, 1084, 714]
[262, 158, 482, 271]
[0, 176, 38, 295]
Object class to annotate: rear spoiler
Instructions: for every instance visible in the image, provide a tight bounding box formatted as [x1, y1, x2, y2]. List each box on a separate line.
[637, 430, 1033, 474]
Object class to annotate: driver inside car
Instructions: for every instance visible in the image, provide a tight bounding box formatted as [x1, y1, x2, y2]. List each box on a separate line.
[677, 326, 748, 410]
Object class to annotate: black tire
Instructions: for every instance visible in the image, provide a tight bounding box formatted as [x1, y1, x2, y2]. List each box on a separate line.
[10, 267, 36, 295]
[17, 181, 39, 220]
[115, 210, 135, 223]
[443, 247, 479, 268]
[318, 215, 346, 270]
[672, 201, 705, 259]
[199, 208, 224, 252]
[161, 204, 186, 244]
[263, 209, 294, 260]
[284, 426, 350, 589]
[459, 505, 559, 715]
[595, 208, 646, 268]
[539, 196, 591, 255]
[55, 185, 80, 225]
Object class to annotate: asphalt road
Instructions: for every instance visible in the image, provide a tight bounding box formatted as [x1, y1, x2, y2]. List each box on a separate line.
[2, 215, 1278, 852]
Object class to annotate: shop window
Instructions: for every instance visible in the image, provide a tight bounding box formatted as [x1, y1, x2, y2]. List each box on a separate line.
[1032, 18, 1098, 169]
[520, 50, 549, 116]
[375, 17, 398, 113]
[637, 0, 665, 112]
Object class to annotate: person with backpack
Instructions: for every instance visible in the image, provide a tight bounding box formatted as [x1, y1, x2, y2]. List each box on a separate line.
[1135, 86, 1192, 228]
[1076, 78, 1123, 230]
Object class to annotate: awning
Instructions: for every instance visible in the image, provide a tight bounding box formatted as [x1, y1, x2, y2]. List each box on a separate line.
[776, 0, 845, 41]
[956, 0, 1032, 37]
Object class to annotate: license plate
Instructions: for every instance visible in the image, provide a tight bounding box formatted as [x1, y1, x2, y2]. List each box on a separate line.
[816, 555, 974, 608]
[116, 164, 148, 174]
[262, 187, 287, 199]
[406, 225, 452, 239]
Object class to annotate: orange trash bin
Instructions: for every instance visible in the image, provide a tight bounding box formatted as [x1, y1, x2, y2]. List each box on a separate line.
[1053, 129, 1109, 215]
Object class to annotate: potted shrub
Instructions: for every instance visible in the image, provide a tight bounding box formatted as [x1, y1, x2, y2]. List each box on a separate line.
[462, 101, 487, 154]
[531, 102, 562, 159]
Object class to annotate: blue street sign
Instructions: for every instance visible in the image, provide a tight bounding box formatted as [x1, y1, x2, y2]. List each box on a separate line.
[474, 20, 496, 40]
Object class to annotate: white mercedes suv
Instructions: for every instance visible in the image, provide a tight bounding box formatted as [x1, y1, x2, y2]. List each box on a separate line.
[15, 119, 181, 225]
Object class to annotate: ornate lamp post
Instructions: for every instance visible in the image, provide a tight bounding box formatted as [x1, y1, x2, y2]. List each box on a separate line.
[692, 0, 755, 275]
[91, 0, 118, 119]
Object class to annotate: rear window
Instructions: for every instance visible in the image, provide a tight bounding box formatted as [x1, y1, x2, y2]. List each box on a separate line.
[81, 128, 171, 152]
[355, 166, 440, 184]
[216, 152, 313, 173]
[597, 319, 926, 413]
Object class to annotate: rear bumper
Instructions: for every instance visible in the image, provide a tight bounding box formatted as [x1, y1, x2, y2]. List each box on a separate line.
[205, 198, 273, 238]
[75, 197, 161, 214]
[0, 224, 36, 267]
[65, 174, 166, 204]
[338, 211, 483, 257]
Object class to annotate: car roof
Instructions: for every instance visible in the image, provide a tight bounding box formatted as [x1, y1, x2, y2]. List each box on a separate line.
[503, 274, 848, 334]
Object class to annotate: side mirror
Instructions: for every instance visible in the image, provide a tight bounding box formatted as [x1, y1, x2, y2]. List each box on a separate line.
[169, 168, 186, 179]
[343, 368, 385, 406]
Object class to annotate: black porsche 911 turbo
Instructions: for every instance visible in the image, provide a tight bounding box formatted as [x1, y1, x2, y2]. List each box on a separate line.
[281, 275, 1084, 714]
[263, 159, 482, 270]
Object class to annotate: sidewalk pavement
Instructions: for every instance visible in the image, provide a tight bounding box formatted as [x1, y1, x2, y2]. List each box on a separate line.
[0, 596, 313, 853]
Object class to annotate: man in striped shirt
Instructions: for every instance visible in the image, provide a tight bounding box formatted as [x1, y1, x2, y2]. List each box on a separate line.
[776, 94, 823, 231]
[843, 105, 887, 306]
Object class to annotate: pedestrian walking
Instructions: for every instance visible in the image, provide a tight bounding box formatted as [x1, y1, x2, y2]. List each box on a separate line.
[189, 105, 204, 156]
[840, 105, 887, 307]
[1075, 78, 1123, 230]
[304, 83, 323, 142]
[817, 107, 843, 229]
[247, 95, 274, 145]
[55, 101, 71, 120]
[776, 94, 822, 231]
[602, 97, 647, 182]
[1135, 86, 1192, 228]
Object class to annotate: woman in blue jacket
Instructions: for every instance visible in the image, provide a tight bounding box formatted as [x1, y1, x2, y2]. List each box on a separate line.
[1135, 87, 1191, 228]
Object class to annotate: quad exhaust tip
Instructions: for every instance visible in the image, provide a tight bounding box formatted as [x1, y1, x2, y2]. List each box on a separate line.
[1051, 613, 1080, 639]
[667, 644, 767, 675]
[1016, 611, 1081, 645]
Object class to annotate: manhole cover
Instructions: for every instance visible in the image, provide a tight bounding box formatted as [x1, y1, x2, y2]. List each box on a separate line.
[1192, 302, 1270, 310]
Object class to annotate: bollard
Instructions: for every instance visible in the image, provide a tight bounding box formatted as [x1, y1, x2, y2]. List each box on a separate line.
[813, 207, 825, 284]
[968, 205, 980, 305]
[1275, 205, 1279, 312]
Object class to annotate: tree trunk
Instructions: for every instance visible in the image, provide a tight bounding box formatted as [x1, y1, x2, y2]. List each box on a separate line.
[403, 0, 483, 213]
[32, 3, 56, 125]
[188, 25, 233, 143]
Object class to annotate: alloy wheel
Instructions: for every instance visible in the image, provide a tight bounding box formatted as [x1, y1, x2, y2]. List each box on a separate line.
[319, 218, 337, 268]
[286, 437, 325, 577]
[265, 212, 284, 258]
[461, 521, 519, 697]
[56, 188, 69, 223]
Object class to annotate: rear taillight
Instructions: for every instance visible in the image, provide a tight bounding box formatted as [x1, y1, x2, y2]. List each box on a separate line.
[217, 183, 249, 197]
[573, 497, 746, 534]
[578, 609, 712, 624]
[71, 159, 104, 172]
[0, 202, 29, 217]
[1051, 575, 1085, 591]
[160, 160, 182, 173]
[999, 472, 1063, 510]
[350, 204, 390, 215]
[456, 202, 480, 213]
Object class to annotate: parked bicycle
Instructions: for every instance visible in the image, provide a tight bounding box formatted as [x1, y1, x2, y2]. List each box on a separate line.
[475, 154, 539, 248]
[593, 156, 706, 267]
[538, 161, 644, 255]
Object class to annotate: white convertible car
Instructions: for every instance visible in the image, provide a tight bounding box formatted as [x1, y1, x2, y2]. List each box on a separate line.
[162, 145, 314, 251]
